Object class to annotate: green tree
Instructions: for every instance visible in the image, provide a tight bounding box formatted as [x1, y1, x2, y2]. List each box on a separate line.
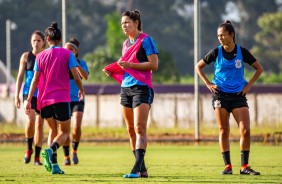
[251, 12, 282, 73]
[83, 46, 115, 83]
[154, 48, 180, 83]
[105, 12, 127, 59]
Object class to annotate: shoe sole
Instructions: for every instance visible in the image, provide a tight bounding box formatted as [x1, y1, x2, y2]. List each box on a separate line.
[42, 150, 52, 172]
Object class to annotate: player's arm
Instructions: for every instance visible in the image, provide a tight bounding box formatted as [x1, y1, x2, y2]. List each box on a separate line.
[76, 61, 89, 80]
[69, 53, 85, 101]
[241, 61, 263, 95]
[24, 70, 39, 114]
[195, 59, 218, 93]
[15, 52, 28, 108]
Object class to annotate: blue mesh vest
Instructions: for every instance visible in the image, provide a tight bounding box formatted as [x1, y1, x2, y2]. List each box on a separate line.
[212, 45, 247, 93]
[23, 51, 38, 96]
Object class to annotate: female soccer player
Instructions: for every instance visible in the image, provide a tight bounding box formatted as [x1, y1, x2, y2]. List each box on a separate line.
[15, 30, 45, 165]
[195, 20, 263, 175]
[24, 22, 85, 174]
[104, 10, 158, 178]
[62, 37, 89, 165]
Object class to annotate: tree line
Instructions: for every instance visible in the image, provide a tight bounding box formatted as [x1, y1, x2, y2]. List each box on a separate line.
[0, 0, 281, 84]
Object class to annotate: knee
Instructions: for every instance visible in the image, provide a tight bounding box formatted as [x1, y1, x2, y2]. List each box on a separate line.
[134, 125, 146, 135]
[127, 126, 135, 137]
[219, 127, 230, 137]
[240, 127, 250, 137]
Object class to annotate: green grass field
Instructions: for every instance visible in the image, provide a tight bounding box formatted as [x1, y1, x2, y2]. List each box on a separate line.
[0, 143, 281, 184]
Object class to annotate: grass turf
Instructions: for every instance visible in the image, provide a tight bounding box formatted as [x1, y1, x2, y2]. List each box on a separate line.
[0, 143, 281, 184]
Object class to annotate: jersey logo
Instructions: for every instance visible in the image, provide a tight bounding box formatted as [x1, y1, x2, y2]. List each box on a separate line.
[214, 100, 221, 108]
[235, 59, 242, 68]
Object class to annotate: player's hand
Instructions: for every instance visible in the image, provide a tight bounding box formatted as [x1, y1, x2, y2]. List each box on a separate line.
[238, 83, 251, 96]
[117, 61, 131, 69]
[207, 83, 219, 93]
[15, 97, 21, 108]
[78, 90, 85, 102]
[23, 100, 31, 115]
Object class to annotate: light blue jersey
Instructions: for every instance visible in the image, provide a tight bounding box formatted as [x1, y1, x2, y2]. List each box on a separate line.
[212, 45, 247, 93]
[70, 60, 89, 102]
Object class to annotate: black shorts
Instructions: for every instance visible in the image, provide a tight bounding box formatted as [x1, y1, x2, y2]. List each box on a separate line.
[40, 102, 71, 121]
[212, 91, 248, 112]
[120, 85, 154, 108]
[70, 101, 85, 113]
[23, 95, 40, 114]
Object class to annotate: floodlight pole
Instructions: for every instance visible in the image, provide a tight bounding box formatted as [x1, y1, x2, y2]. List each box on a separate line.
[194, 0, 200, 141]
[62, 0, 66, 46]
[6, 19, 11, 98]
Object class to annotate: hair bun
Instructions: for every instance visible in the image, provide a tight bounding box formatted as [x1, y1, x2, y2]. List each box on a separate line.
[51, 22, 58, 29]
[225, 20, 232, 25]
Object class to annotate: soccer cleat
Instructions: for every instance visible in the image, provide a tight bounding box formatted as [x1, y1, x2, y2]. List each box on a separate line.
[123, 173, 140, 178]
[72, 152, 79, 165]
[140, 171, 149, 178]
[240, 165, 260, 175]
[63, 156, 71, 166]
[34, 157, 43, 166]
[221, 164, 233, 175]
[51, 164, 65, 174]
[41, 148, 53, 172]
[23, 149, 33, 164]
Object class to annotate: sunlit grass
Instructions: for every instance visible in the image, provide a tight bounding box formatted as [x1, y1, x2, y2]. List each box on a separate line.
[0, 143, 281, 184]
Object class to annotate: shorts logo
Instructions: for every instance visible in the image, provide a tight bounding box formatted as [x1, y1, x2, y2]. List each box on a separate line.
[214, 100, 221, 108]
[235, 59, 242, 68]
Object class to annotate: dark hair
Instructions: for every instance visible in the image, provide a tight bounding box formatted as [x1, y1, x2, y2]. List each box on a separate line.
[32, 30, 45, 41]
[218, 20, 235, 43]
[68, 37, 80, 49]
[122, 10, 142, 31]
[45, 21, 61, 41]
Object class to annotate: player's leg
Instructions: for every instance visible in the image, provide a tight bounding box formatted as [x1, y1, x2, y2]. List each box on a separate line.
[215, 107, 232, 174]
[122, 106, 136, 150]
[41, 103, 70, 174]
[23, 109, 36, 164]
[124, 86, 153, 178]
[62, 102, 75, 165]
[71, 102, 84, 164]
[34, 113, 44, 165]
[232, 107, 260, 175]
[43, 118, 70, 174]
[62, 136, 71, 165]
[130, 103, 150, 177]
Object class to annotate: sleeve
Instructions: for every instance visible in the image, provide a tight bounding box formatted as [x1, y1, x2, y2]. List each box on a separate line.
[142, 36, 158, 56]
[203, 48, 218, 64]
[68, 53, 78, 69]
[80, 60, 89, 74]
[241, 47, 256, 65]
[33, 60, 39, 71]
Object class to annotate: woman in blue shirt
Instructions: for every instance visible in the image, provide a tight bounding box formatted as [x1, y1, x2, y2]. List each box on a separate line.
[195, 20, 263, 175]
[15, 30, 45, 165]
[62, 37, 89, 166]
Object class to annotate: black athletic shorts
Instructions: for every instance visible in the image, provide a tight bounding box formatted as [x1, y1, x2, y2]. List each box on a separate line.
[40, 102, 71, 121]
[23, 95, 40, 114]
[212, 91, 248, 112]
[120, 85, 154, 108]
[70, 101, 85, 113]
